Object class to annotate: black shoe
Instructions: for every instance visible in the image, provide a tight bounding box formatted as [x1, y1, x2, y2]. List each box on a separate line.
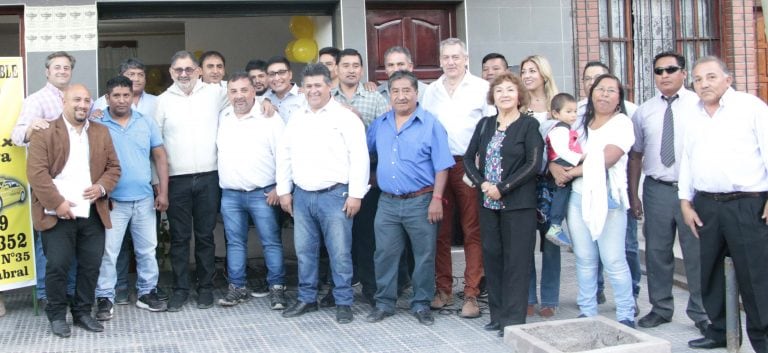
[619, 319, 636, 329]
[688, 337, 726, 349]
[249, 278, 270, 298]
[73, 315, 104, 332]
[137, 289, 168, 312]
[484, 322, 500, 331]
[156, 287, 170, 301]
[413, 308, 434, 326]
[319, 291, 335, 308]
[695, 320, 710, 336]
[167, 291, 188, 312]
[197, 290, 213, 309]
[95, 297, 113, 321]
[638, 312, 670, 328]
[50, 320, 71, 338]
[597, 290, 606, 304]
[282, 301, 319, 318]
[336, 305, 353, 324]
[365, 307, 393, 323]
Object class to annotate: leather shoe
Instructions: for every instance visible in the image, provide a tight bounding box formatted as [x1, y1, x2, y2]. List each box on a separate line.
[319, 291, 335, 308]
[638, 312, 670, 328]
[413, 308, 434, 326]
[695, 320, 710, 336]
[50, 320, 71, 338]
[336, 305, 353, 324]
[688, 337, 726, 349]
[73, 315, 104, 332]
[282, 301, 318, 318]
[484, 322, 500, 331]
[365, 307, 393, 323]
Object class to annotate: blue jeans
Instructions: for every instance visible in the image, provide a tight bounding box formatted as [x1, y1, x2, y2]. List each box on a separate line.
[96, 197, 159, 299]
[568, 191, 635, 321]
[35, 232, 76, 299]
[293, 185, 354, 305]
[597, 212, 641, 297]
[373, 193, 437, 313]
[220, 188, 285, 288]
[528, 234, 561, 307]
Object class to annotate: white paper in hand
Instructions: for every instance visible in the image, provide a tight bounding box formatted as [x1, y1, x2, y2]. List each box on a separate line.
[51, 179, 92, 218]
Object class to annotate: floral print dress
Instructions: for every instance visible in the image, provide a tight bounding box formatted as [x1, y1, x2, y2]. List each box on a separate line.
[483, 129, 506, 209]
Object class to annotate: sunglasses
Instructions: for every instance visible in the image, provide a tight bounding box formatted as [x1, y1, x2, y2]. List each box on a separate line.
[654, 66, 681, 75]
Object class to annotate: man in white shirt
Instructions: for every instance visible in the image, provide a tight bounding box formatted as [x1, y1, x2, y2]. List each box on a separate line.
[93, 58, 158, 117]
[155, 51, 228, 312]
[421, 38, 490, 318]
[277, 63, 369, 324]
[216, 72, 287, 310]
[681, 56, 768, 353]
[200, 51, 226, 86]
[264, 56, 305, 123]
[629, 52, 708, 334]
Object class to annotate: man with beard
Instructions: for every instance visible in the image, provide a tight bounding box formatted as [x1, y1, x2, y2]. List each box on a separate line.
[27, 84, 121, 337]
[155, 51, 228, 312]
[245, 59, 269, 96]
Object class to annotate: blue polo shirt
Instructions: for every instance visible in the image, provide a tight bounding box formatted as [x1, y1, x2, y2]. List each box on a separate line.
[367, 105, 454, 195]
[97, 109, 163, 201]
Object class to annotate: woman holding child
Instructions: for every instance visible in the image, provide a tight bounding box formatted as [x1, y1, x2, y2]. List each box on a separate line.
[552, 74, 636, 327]
[464, 72, 543, 336]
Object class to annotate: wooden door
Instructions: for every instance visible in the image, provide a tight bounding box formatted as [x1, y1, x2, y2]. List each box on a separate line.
[756, 6, 768, 103]
[366, 3, 456, 82]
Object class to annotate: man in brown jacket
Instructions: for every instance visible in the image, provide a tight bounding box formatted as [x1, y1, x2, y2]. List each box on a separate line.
[27, 84, 121, 338]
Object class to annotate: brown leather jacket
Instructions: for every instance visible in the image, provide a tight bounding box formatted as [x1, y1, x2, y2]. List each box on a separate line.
[26, 117, 121, 231]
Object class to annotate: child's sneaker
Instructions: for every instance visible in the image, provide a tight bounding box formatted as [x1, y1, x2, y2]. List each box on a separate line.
[545, 224, 572, 250]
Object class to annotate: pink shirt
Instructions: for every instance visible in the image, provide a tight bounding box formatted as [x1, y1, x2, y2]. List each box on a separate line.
[12, 82, 65, 146]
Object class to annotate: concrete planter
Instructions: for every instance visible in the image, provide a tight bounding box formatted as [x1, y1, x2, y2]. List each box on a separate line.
[503, 315, 671, 353]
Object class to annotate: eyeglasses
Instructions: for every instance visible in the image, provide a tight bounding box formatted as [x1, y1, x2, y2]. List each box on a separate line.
[653, 66, 681, 75]
[594, 87, 619, 95]
[267, 69, 289, 78]
[172, 67, 196, 75]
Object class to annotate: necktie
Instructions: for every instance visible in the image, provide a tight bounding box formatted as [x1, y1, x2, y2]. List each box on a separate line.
[660, 95, 678, 167]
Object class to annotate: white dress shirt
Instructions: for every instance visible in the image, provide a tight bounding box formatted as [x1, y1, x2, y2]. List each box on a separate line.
[422, 72, 492, 156]
[631, 87, 698, 182]
[678, 88, 768, 200]
[58, 117, 92, 183]
[276, 98, 370, 198]
[264, 84, 305, 123]
[217, 102, 284, 190]
[155, 81, 228, 176]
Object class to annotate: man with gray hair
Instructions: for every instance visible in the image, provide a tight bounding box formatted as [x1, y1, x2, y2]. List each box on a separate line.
[422, 38, 491, 319]
[376, 46, 427, 102]
[93, 58, 157, 118]
[155, 50, 227, 312]
[680, 56, 768, 353]
[276, 63, 369, 324]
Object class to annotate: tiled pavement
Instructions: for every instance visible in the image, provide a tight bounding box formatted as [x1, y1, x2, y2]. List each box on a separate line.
[0, 249, 756, 353]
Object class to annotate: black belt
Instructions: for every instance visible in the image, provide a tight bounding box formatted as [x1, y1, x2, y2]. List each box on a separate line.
[647, 176, 678, 188]
[696, 191, 768, 202]
[382, 186, 434, 199]
[301, 183, 345, 193]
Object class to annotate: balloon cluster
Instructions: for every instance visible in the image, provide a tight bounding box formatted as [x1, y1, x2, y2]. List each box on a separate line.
[285, 16, 318, 63]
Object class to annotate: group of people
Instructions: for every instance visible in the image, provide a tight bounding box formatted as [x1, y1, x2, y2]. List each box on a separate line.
[2, 37, 767, 353]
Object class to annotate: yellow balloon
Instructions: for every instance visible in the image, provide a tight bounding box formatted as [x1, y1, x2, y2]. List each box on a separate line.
[289, 16, 315, 39]
[284, 40, 298, 62]
[292, 38, 318, 63]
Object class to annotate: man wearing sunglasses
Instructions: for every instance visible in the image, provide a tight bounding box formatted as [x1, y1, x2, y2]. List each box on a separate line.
[628, 52, 708, 335]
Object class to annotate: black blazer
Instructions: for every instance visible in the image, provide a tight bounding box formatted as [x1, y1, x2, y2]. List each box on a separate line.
[463, 113, 543, 211]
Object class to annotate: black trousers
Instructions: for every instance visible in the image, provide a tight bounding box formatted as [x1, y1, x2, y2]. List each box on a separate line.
[351, 186, 381, 299]
[167, 172, 220, 294]
[41, 207, 105, 322]
[479, 207, 536, 327]
[695, 194, 768, 353]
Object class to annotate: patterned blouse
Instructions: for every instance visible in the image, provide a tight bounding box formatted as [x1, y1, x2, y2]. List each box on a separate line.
[483, 129, 506, 209]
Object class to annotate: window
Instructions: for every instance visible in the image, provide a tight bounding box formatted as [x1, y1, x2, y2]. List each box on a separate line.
[598, 0, 721, 103]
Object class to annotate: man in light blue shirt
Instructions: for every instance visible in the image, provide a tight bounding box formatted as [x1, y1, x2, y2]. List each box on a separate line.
[365, 70, 453, 326]
[93, 76, 169, 320]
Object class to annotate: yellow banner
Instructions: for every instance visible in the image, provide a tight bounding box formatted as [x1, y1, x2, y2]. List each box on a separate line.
[0, 57, 36, 291]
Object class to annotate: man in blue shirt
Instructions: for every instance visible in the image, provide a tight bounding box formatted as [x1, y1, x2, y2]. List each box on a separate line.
[93, 76, 170, 319]
[364, 70, 454, 325]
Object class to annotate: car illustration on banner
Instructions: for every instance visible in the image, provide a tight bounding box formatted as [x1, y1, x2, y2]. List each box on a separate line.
[0, 177, 26, 211]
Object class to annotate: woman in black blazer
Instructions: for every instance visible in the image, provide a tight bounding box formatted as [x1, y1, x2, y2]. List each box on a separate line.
[464, 72, 543, 336]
